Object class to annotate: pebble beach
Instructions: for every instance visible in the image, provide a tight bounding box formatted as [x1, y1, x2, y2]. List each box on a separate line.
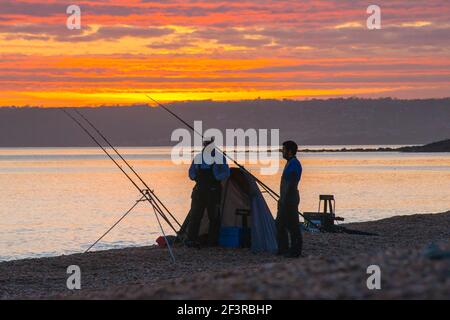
[1, 211, 449, 300]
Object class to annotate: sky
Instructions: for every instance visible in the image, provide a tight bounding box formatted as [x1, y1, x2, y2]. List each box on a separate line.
[0, 0, 449, 107]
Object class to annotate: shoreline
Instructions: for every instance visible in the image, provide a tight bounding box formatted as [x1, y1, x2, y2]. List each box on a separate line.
[1, 211, 449, 299]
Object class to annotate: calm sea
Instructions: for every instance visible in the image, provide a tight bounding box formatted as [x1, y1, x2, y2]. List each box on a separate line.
[0, 147, 449, 261]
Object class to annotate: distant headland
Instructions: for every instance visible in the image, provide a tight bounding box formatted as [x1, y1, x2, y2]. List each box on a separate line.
[0, 98, 449, 147]
[300, 139, 450, 153]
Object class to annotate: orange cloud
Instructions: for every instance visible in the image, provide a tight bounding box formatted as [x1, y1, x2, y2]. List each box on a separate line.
[0, 1, 449, 106]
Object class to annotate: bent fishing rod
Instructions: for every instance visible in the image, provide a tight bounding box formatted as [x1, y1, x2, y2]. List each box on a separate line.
[61, 109, 178, 261]
[145, 96, 323, 231]
[145, 96, 279, 201]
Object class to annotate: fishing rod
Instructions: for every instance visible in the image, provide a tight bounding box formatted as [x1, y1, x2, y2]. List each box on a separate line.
[62, 108, 177, 261]
[73, 109, 181, 229]
[62, 108, 176, 232]
[146, 95, 279, 201]
[145, 96, 323, 231]
[149, 190, 176, 263]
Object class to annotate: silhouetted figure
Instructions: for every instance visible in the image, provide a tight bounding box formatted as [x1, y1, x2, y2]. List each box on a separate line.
[277, 140, 303, 258]
[186, 138, 230, 247]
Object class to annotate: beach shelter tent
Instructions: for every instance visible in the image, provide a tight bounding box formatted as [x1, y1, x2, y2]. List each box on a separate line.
[179, 168, 278, 253]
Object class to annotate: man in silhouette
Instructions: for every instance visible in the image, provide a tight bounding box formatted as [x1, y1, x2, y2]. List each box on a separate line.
[277, 140, 303, 258]
[186, 138, 230, 247]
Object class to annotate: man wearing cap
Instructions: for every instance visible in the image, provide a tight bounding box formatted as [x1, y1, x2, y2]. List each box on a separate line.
[186, 138, 230, 247]
[277, 140, 303, 258]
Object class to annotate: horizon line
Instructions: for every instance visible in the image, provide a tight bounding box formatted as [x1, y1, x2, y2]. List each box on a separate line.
[1, 96, 450, 109]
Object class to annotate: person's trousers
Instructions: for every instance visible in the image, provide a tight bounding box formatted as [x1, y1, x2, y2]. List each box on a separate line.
[276, 203, 302, 255]
[187, 188, 221, 246]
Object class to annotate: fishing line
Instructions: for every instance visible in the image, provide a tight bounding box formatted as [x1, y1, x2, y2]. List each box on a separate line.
[146, 95, 279, 201]
[145, 96, 323, 231]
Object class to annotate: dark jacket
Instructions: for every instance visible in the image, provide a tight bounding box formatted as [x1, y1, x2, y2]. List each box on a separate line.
[279, 156, 302, 212]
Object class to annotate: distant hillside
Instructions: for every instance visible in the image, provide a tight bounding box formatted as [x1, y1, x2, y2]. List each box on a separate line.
[299, 139, 450, 153]
[399, 139, 450, 152]
[0, 98, 449, 147]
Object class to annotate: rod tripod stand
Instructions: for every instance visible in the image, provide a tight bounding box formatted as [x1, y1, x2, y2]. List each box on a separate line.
[62, 108, 179, 263]
[84, 191, 177, 263]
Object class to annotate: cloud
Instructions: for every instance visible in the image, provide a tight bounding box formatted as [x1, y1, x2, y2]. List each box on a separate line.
[333, 22, 364, 29]
[0, 0, 141, 17]
[56, 26, 174, 42]
[0, 24, 174, 42]
[400, 21, 433, 27]
[192, 28, 272, 47]
[184, 24, 450, 53]
[1, 0, 449, 105]
[0, 23, 86, 38]
[147, 42, 196, 50]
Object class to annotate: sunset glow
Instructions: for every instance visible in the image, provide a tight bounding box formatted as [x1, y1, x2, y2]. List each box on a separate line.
[1, 0, 449, 107]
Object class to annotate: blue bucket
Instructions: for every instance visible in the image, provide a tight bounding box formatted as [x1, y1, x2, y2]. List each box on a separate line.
[219, 227, 242, 248]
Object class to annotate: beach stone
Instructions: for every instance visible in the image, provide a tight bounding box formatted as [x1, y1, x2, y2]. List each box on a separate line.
[0, 211, 449, 300]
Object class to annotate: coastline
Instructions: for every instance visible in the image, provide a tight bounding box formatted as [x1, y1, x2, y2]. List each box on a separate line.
[301, 138, 450, 153]
[1, 211, 449, 300]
